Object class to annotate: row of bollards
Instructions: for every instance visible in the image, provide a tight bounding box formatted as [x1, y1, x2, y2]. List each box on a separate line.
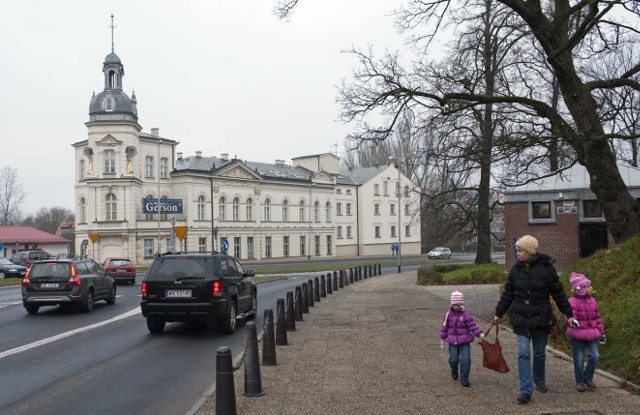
[215, 263, 383, 415]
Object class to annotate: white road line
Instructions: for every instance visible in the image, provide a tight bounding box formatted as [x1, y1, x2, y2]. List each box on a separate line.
[0, 301, 23, 308]
[0, 307, 140, 360]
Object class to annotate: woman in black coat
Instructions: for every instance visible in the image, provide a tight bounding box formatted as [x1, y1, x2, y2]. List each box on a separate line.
[494, 235, 576, 405]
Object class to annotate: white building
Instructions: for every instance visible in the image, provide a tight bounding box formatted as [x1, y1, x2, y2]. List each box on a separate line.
[72, 49, 421, 265]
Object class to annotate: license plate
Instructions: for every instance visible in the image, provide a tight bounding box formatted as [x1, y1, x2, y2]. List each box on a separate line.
[165, 289, 192, 298]
[117, 269, 129, 273]
[40, 283, 59, 288]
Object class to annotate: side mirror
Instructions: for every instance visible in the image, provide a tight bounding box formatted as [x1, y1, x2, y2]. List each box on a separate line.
[245, 269, 256, 277]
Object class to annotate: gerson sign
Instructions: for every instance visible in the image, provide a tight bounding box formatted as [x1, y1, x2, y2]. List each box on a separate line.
[142, 198, 183, 214]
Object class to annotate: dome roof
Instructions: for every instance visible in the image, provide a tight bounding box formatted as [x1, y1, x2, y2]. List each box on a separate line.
[104, 52, 122, 64]
[89, 89, 138, 121]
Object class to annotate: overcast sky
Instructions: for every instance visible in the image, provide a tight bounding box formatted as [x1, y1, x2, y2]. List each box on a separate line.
[1, 0, 411, 216]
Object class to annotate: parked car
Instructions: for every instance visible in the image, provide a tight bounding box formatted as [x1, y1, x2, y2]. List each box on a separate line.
[140, 252, 257, 334]
[10, 250, 55, 267]
[21, 259, 116, 314]
[103, 257, 137, 285]
[0, 258, 28, 278]
[427, 247, 452, 259]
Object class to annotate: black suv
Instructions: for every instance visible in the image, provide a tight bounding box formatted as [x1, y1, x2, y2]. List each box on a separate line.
[11, 250, 55, 267]
[140, 253, 257, 334]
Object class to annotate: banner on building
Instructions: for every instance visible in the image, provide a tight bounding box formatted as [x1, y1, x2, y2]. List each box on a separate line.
[142, 198, 183, 214]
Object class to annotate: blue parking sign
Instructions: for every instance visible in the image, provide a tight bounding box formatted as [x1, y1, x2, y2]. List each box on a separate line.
[222, 239, 229, 253]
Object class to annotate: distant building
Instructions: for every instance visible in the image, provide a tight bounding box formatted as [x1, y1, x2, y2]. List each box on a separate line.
[504, 163, 640, 271]
[0, 226, 71, 258]
[71, 45, 421, 264]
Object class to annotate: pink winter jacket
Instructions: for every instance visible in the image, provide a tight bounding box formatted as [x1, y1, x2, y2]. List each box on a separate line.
[565, 294, 605, 342]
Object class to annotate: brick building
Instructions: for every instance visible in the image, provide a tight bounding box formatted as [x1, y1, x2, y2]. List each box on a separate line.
[504, 163, 640, 272]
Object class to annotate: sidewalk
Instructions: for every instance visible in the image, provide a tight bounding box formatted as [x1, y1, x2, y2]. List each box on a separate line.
[194, 271, 639, 415]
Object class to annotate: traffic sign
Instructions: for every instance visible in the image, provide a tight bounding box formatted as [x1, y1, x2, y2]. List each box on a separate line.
[0, 242, 4, 251]
[89, 233, 99, 243]
[222, 239, 229, 252]
[174, 226, 188, 241]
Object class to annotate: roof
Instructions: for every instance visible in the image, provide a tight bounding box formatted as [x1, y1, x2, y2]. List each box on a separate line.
[0, 226, 71, 245]
[175, 156, 314, 182]
[337, 165, 391, 185]
[55, 221, 75, 237]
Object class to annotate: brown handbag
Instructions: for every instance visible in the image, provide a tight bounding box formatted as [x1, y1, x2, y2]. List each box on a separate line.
[479, 323, 510, 373]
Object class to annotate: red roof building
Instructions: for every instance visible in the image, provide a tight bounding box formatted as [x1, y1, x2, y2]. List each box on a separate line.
[0, 226, 71, 258]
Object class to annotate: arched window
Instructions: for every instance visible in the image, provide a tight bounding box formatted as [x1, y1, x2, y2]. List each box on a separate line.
[325, 202, 331, 222]
[263, 198, 271, 222]
[80, 197, 86, 223]
[282, 199, 289, 222]
[218, 196, 226, 221]
[299, 201, 305, 222]
[313, 201, 320, 223]
[197, 195, 206, 220]
[232, 197, 240, 221]
[246, 198, 253, 221]
[145, 194, 154, 221]
[104, 149, 115, 173]
[106, 193, 117, 221]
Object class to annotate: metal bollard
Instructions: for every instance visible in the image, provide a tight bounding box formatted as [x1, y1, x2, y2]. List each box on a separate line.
[373, 263, 377, 276]
[349, 268, 354, 284]
[378, 263, 381, 275]
[333, 271, 338, 291]
[276, 298, 288, 345]
[358, 265, 362, 280]
[339, 270, 344, 288]
[314, 276, 320, 302]
[262, 308, 277, 366]
[326, 273, 333, 294]
[216, 346, 237, 415]
[369, 264, 373, 277]
[243, 322, 264, 396]
[343, 269, 349, 286]
[301, 282, 309, 313]
[294, 286, 303, 321]
[364, 264, 368, 279]
[285, 291, 296, 331]
[320, 274, 326, 297]
[307, 279, 314, 307]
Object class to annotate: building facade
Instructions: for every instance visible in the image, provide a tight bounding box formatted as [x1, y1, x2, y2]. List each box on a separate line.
[72, 50, 421, 265]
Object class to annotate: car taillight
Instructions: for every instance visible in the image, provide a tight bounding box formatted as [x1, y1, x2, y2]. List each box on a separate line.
[67, 264, 81, 286]
[141, 281, 147, 296]
[212, 280, 223, 297]
[21, 269, 32, 286]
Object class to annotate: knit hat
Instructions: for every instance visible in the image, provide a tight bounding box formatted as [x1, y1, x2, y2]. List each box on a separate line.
[570, 272, 591, 295]
[450, 291, 464, 305]
[516, 235, 539, 255]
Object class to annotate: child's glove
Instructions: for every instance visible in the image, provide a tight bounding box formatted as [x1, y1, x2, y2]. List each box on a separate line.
[599, 334, 607, 345]
[440, 341, 445, 350]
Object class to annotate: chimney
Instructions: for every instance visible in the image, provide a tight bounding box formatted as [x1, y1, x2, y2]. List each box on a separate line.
[196, 151, 202, 158]
[177, 152, 183, 160]
[151, 128, 160, 137]
[221, 153, 229, 161]
[275, 159, 285, 166]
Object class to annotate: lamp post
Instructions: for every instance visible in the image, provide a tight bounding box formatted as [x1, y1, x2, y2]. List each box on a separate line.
[209, 165, 215, 252]
[397, 161, 402, 273]
[157, 139, 162, 256]
[308, 183, 313, 260]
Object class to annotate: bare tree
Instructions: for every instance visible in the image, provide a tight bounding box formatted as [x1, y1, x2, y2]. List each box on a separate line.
[0, 166, 26, 225]
[21, 207, 75, 235]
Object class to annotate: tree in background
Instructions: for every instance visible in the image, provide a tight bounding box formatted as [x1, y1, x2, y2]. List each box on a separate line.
[21, 207, 75, 235]
[0, 166, 26, 226]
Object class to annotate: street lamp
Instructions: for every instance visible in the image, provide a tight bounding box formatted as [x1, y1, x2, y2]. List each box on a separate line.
[390, 157, 402, 273]
[308, 183, 314, 260]
[157, 139, 162, 256]
[209, 165, 216, 252]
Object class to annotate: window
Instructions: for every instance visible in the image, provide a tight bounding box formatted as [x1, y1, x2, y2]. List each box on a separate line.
[160, 157, 168, 178]
[282, 200, 289, 222]
[232, 197, 240, 221]
[144, 239, 154, 258]
[145, 194, 154, 221]
[197, 195, 206, 220]
[263, 198, 271, 221]
[326, 235, 332, 255]
[247, 237, 254, 259]
[315, 235, 321, 256]
[346, 189, 352, 195]
[336, 188, 342, 194]
[346, 203, 352, 216]
[79, 197, 86, 223]
[530, 201, 554, 221]
[383, 181, 388, 196]
[104, 149, 115, 173]
[390, 203, 396, 215]
[145, 156, 154, 178]
[583, 200, 603, 218]
[405, 204, 410, 216]
[299, 201, 305, 221]
[404, 185, 410, 197]
[374, 203, 380, 215]
[234, 237, 241, 258]
[391, 225, 396, 238]
[313, 201, 320, 222]
[337, 226, 343, 239]
[246, 198, 253, 221]
[79, 159, 85, 180]
[395, 182, 400, 197]
[265, 236, 272, 258]
[165, 237, 173, 253]
[300, 236, 306, 256]
[374, 226, 381, 238]
[218, 196, 226, 221]
[325, 202, 331, 222]
[336, 202, 342, 216]
[405, 225, 411, 237]
[198, 237, 207, 253]
[374, 184, 380, 196]
[346, 226, 352, 239]
[283, 236, 289, 257]
[106, 193, 117, 221]
[106, 97, 113, 111]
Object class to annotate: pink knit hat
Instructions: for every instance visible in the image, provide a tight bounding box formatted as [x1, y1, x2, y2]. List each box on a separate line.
[450, 291, 464, 305]
[570, 272, 591, 295]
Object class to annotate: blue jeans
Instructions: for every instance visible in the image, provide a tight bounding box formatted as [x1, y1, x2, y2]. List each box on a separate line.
[570, 338, 600, 385]
[448, 343, 471, 382]
[517, 334, 548, 396]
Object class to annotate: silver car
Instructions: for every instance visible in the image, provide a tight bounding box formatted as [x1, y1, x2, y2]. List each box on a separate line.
[427, 247, 452, 259]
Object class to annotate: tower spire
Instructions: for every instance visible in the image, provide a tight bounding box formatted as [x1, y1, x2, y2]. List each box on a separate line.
[109, 14, 116, 53]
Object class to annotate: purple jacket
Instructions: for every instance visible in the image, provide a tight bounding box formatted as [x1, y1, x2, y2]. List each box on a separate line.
[565, 294, 604, 342]
[439, 307, 483, 345]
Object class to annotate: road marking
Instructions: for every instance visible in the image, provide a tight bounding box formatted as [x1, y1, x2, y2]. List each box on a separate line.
[0, 308, 140, 360]
[0, 301, 23, 308]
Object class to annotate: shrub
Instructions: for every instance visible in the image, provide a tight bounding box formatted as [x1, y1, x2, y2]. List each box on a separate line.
[417, 265, 443, 285]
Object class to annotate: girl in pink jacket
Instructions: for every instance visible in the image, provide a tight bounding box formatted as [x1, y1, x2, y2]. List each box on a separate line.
[566, 272, 605, 392]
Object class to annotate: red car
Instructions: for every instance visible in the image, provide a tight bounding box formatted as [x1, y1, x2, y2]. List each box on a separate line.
[102, 257, 136, 285]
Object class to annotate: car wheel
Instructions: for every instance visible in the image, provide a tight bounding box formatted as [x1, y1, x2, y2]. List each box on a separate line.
[106, 284, 117, 305]
[82, 290, 94, 313]
[25, 304, 39, 315]
[0, 271, 5, 278]
[219, 301, 237, 334]
[246, 292, 257, 320]
[146, 317, 166, 334]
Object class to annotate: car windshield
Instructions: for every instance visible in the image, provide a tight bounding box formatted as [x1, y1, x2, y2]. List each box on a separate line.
[109, 259, 132, 267]
[30, 262, 71, 278]
[0, 258, 15, 265]
[148, 257, 215, 280]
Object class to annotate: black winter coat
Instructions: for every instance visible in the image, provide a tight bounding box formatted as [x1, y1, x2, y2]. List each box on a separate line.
[495, 253, 573, 337]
